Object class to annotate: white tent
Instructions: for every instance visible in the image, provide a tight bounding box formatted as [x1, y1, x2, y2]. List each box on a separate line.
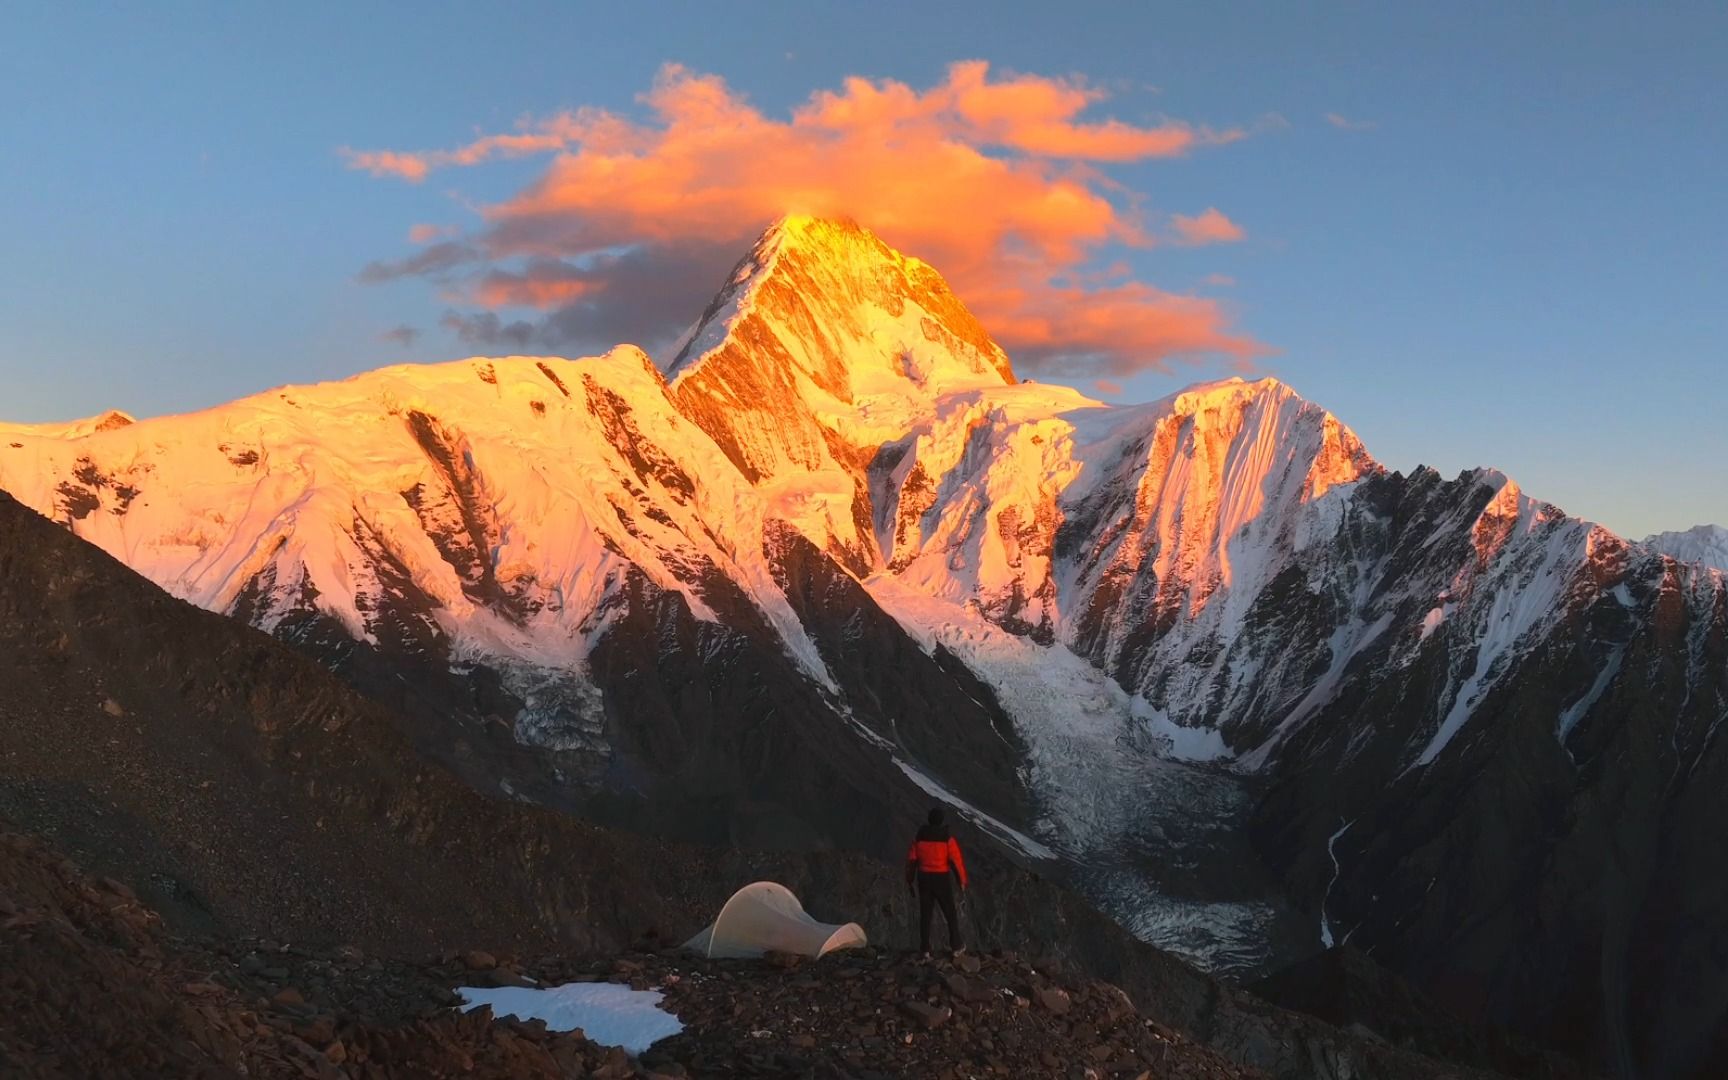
[684, 881, 868, 960]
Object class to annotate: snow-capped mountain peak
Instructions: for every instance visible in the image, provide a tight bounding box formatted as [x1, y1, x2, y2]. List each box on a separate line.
[872, 371, 1378, 673]
[662, 215, 1019, 572]
[1643, 522, 1728, 572]
[667, 214, 1014, 392]
[1167, 374, 1286, 411]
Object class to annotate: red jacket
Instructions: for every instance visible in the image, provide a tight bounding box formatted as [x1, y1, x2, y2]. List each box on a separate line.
[905, 827, 968, 887]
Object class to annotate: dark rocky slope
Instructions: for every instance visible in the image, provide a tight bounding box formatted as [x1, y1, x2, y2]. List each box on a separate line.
[0, 820, 1263, 1079]
[1247, 471, 1728, 1078]
[0, 489, 1542, 1079]
[0, 825, 631, 1078]
[1249, 946, 1580, 1079]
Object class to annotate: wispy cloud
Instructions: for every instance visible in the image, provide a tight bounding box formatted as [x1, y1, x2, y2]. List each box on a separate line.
[1324, 112, 1377, 132]
[343, 149, 435, 182]
[380, 324, 419, 347]
[408, 223, 459, 244]
[345, 61, 1268, 374]
[357, 240, 478, 285]
[1169, 208, 1246, 246]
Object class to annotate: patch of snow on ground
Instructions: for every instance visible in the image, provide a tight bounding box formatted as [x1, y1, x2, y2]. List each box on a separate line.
[456, 983, 683, 1055]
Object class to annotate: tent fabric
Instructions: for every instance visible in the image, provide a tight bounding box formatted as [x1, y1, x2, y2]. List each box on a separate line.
[685, 881, 868, 960]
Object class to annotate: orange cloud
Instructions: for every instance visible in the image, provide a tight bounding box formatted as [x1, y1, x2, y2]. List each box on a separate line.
[347, 62, 1265, 373]
[472, 276, 598, 309]
[472, 264, 606, 308]
[408, 223, 457, 244]
[1170, 208, 1246, 246]
[342, 123, 587, 182]
[342, 149, 431, 182]
[975, 279, 1257, 376]
[1095, 379, 1124, 396]
[795, 60, 1226, 162]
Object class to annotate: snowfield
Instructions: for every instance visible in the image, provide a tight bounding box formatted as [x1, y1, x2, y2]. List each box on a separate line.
[457, 983, 683, 1055]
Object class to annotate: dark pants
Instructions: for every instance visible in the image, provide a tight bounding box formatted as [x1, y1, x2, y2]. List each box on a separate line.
[916, 871, 961, 952]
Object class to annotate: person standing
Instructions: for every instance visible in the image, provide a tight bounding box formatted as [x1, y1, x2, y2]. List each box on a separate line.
[905, 807, 968, 956]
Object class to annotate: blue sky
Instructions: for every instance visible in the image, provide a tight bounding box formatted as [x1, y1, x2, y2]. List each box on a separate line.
[1, 2, 1723, 536]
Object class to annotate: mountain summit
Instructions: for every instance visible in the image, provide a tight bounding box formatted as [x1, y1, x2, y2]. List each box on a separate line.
[666, 215, 1015, 391]
[663, 215, 1017, 571]
[2, 220, 1725, 1075]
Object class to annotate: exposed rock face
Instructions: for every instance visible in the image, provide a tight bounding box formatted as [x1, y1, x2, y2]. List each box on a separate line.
[1241, 472, 1728, 1078]
[0, 408, 134, 442]
[0, 485, 1046, 966]
[3, 217, 1725, 1073]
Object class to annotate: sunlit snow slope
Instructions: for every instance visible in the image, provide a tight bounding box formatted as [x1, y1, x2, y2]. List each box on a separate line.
[0, 348, 838, 749]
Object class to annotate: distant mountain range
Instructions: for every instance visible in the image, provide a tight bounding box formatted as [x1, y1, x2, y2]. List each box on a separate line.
[1644, 523, 1728, 572]
[3, 216, 1724, 1076]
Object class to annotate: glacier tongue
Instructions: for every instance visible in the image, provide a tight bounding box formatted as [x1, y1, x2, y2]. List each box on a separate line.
[863, 575, 1301, 975]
